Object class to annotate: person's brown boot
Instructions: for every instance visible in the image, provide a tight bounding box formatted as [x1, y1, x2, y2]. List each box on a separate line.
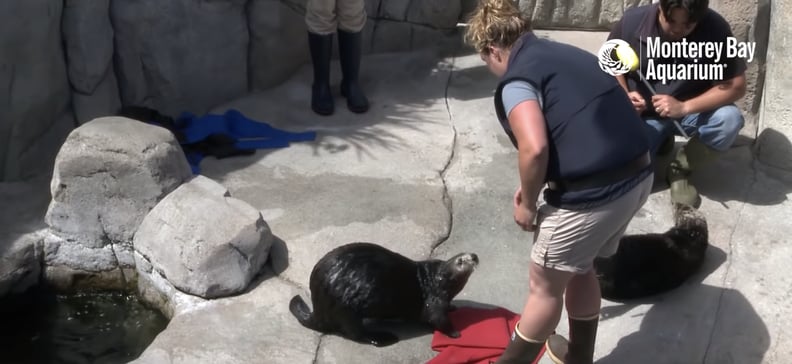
[494, 323, 547, 364]
[545, 314, 599, 364]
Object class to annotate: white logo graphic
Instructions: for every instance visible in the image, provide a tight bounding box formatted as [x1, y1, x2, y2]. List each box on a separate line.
[597, 39, 634, 76]
[598, 37, 757, 84]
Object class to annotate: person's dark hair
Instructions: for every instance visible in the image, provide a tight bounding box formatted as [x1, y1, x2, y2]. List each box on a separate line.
[659, 0, 709, 23]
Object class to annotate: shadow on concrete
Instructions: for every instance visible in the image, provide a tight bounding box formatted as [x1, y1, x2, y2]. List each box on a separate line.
[193, 47, 466, 181]
[266, 234, 289, 276]
[598, 285, 770, 364]
[598, 245, 770, 363]
[649, 130, 792, 207]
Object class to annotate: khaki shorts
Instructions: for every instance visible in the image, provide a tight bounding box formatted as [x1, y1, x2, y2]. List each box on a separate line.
[306, 0, 366, 34]
[531, 173, 653, 274]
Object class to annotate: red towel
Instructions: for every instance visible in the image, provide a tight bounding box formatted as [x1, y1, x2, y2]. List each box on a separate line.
[427, 306, 545, 364]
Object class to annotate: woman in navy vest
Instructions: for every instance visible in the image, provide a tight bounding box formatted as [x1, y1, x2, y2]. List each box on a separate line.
[464, 0, 654, 363]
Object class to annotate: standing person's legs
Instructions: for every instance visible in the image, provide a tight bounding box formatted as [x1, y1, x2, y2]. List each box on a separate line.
[496, 263, 574, 364]
[306, 0, 337, 115]
[541, 173, 653, 364]
[336, 0, 369, 112]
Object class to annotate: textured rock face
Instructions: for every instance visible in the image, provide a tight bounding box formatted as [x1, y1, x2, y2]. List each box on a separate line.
[518, 0, 653, 29]
[134, 175, 274, 299]
[63, 0, 122, 124]
[110, 0, 250, 117]
[45, 117, 193, 251]
[0, 0, 73, 182]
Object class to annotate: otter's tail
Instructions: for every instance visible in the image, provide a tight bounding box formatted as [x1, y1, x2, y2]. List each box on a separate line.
[289, 295, 320, 331]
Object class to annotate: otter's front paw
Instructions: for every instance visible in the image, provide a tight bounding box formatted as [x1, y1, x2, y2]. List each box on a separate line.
[444, 330, 461, 338]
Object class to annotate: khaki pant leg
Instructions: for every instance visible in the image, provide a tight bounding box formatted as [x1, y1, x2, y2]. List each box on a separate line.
[306, 0, 337, 34]
[337, 0, 366, 33]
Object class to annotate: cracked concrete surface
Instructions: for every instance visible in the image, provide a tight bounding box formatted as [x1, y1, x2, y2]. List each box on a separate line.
[2, 30, 790, 363]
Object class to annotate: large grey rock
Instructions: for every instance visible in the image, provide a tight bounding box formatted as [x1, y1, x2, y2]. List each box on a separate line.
[110, 0, 249, 117]
[45, 116, 192, 252]
[130, 273, 316, 364]
[0, 0, 73, 182]
[62, 0, 122, 124]
[134, 175, 274, 299]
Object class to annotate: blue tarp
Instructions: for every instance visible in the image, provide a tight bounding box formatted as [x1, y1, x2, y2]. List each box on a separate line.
[168, 109, 316, 174]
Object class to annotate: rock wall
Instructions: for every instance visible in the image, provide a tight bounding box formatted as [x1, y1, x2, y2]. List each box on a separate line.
[756, 0, 792, 171]
[0, 1, 73, 182]
[0, 0, 469, 183]
[0, 0, 777, 183]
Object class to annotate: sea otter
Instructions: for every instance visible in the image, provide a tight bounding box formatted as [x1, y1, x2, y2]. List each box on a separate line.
[594, 205, 709, 301]
[289, 242, 479, 347]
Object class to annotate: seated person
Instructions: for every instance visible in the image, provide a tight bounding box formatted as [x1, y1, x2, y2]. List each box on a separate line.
[607, 0, 748, 208]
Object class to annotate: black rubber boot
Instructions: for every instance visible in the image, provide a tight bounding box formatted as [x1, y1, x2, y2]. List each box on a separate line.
[494, 323, 547, 364]
[337, 29, 369, 113]
[546, 314, 599, 364]
[308, 32, 334, 116]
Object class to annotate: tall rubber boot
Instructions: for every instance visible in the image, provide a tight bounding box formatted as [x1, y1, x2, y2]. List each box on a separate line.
[337, 29, 369, 113]
[308, 32, 334, 116]
[495, 323, 547, 364]
[545, 314, 599, 364]
[668, 137, 716, 209]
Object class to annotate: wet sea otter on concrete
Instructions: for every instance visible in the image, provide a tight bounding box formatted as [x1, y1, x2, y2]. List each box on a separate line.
[289, 242, 479, 347]
[594, 205, 709, 300]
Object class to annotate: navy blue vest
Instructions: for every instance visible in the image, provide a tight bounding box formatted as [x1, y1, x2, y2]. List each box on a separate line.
[494, 32, 651, 208]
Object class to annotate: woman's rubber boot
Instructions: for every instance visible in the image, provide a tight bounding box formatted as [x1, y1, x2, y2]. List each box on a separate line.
[494, 323, 547, 364]
[545, 314, 599, 364]
[308, 32, 334, 116]
[337, 29, 369, 113]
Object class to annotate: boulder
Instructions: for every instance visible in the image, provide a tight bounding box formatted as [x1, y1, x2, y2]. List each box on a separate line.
[134, 175, 274, 299]
[45, 116, 192, 252]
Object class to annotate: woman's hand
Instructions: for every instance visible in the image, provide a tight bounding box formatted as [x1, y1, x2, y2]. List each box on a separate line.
[513, 186, 537, 231]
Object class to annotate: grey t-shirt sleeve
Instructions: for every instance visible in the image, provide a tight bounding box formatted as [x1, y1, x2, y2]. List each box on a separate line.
[502, 80, 543, 118]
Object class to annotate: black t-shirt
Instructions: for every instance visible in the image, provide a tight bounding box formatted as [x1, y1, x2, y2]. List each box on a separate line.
[608, 4, 747, 118]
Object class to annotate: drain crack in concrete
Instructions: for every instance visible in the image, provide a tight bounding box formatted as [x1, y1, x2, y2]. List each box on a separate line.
[431, 53, 459, 258]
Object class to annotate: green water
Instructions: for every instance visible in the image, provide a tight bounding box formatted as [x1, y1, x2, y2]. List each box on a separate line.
[0, 287, 169, 364]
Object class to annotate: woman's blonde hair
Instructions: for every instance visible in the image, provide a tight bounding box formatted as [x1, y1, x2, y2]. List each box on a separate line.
[464, 0, 532, 54]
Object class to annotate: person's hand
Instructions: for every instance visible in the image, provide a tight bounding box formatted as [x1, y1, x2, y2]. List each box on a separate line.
[627, 91, 646, 114]
[652, 94, 686, 119]
[513, 186, 537, 232]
